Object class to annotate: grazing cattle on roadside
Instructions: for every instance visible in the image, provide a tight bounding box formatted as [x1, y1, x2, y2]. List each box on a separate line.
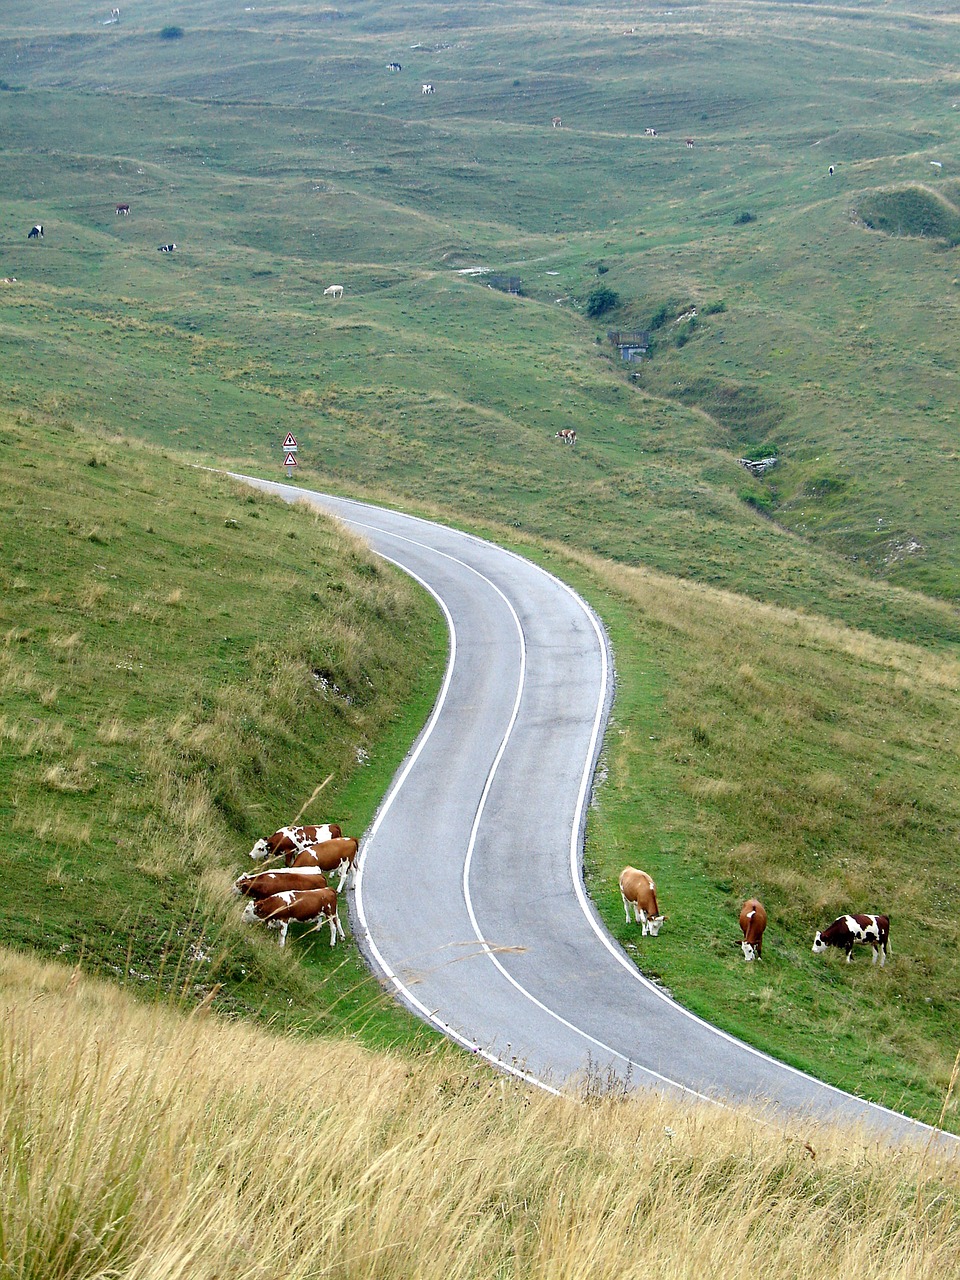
[421, 83, 435, 95]
[812, 913, 890, 967]
[738, 898, 767, 961]
[28, 224, 43, 239]
[619, 867, 665, 936]
[291, 836, 360, 890]
[242, 887, 344, 948]
[323, 284, 344, 300]
[249, 823, 343, 862]
[233, 866, 328, 898]
[555, 428, 577, 445]
[157, 243, 177, 252]
[116, 203, 130, 215]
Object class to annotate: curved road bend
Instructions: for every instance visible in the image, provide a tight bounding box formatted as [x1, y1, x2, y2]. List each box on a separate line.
[233, 476, 954, 1150]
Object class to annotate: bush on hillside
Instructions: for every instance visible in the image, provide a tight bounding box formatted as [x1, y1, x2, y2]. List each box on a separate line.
[585, 286, 619, 317]
[159, 25, 184, 39]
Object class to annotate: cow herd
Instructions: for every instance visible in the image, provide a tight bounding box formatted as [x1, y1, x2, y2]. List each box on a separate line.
[237, 825, 891, 974]
[620, 865, 890, 968]
[234, 822, 358, 948]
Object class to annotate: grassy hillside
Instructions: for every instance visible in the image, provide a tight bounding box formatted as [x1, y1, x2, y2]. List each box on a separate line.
[1, 0, 959, 1136]
[0, 0, 959, 620]
[4, 951, 960, 1280]
[0, 407, 447, 1047]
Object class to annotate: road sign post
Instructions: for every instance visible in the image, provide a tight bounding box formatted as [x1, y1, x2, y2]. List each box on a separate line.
[282, 434, 298, 477]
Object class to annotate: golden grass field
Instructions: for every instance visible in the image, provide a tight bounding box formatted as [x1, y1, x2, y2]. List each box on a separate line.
[3, 947, 959, 1280]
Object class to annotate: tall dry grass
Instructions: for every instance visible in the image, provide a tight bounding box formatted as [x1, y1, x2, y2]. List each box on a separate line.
[2, 949, 958, 1280]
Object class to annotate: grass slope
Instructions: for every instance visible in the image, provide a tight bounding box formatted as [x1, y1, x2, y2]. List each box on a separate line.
[0, 408, 447, 1047]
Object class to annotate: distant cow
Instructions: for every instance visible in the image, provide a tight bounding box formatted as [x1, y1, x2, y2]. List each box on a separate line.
[386, 61, 402, 71]
[421, 83, 435, 95]
[555, 428, 577, 445]
[619, 867, 665, 936]
[233, 866, 328, 898]
[291, 836, 360, 891]
[552, 116, 562, 128]
[157, 243, 177, 252]
[323, 284, 344, 300]
[812, 914, 890, 967]
[249, 823, 343, 862]
[28, 224, 43, 239]
[242, 887, 344, 948]
[116, 203, 130, 215]
[738, 898, 767, 961]
[684, 137, 695, 148]
[828, 165, 835, 176]
[644, 127, 658, 137]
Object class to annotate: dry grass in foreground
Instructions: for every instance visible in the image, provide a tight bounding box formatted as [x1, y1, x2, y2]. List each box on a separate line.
[1, 949, 958, 1280]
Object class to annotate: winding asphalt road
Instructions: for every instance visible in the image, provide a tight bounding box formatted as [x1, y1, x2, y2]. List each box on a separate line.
[234, 476, 954, 1149]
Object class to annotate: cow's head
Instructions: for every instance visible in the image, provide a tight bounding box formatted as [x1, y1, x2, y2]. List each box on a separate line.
[741, 940, 759, 961]
[240, 900, 259, 925]
[811, 931, 826, 955]
[249, 837, 270, 860]
[642, 915, 665, 937]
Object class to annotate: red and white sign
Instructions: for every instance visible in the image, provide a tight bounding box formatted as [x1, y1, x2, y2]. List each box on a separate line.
[282, 433, 298, 451]
[284, 453, 298, 467]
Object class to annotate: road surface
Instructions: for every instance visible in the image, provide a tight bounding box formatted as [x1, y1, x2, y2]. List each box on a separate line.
[233, 476, 955, 1150]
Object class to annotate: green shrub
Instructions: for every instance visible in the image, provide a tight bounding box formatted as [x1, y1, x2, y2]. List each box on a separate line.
[585, 286, 619, 317]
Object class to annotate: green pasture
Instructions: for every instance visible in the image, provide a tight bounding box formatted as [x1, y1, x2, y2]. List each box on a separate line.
[0, 0, 959, 1124]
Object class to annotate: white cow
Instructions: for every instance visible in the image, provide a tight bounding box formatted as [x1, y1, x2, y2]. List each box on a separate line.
[323, 284, 344, 300]
[422, 83, 435, 95]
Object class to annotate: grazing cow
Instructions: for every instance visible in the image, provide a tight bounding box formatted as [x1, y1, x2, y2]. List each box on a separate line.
[421, 83, 435, 95]
[28, 224, 43, 239]
[233, 866, 328, 898]
[323, 284, 344, 300]
[386, 62, 402, 71]
[738, 898, 767, 961]
[619, 867, 665, 936]
[249, 823, 343, 862]
[828, 165, 835, 176]
[812, 914, 890, 967]
[157, 243, 177, 252]
[644, 127, 658, 137]
[242, 887, 344, 948]
[685, 137, 695, 148]
[291, 837, 360, 890]
[116, 203, 130, 215]
[552, 116, 562, 128]
[555, 428, 577, 445]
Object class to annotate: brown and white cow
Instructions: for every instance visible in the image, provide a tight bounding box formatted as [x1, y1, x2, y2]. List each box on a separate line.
[738, 898, 767, 961]
[555, 428, 577, 445]
[812, 913, 890, 967]
[116, 203, 130, 215]
[619, 867, 665, 936]
[291, 837, 360, 890]
[233, 866, 328, 898]
[248, 823, 342, 861]
[241, 887, 344, 948]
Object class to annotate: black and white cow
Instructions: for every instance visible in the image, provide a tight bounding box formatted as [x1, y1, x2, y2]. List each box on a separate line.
[157, 243, 177, 252]
[28, 224, 43, 239]
[812, 913, 890, 967]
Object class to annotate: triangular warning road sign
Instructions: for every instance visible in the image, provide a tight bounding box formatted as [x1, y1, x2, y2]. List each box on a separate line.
[284, 453, 299, 467]
[282, 433, 298, 450]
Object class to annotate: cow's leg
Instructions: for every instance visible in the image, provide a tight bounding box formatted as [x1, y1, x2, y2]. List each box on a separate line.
[328, 911, 341, 946]
[278, 921, 289, 947]
[621, 892, 632, 924]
